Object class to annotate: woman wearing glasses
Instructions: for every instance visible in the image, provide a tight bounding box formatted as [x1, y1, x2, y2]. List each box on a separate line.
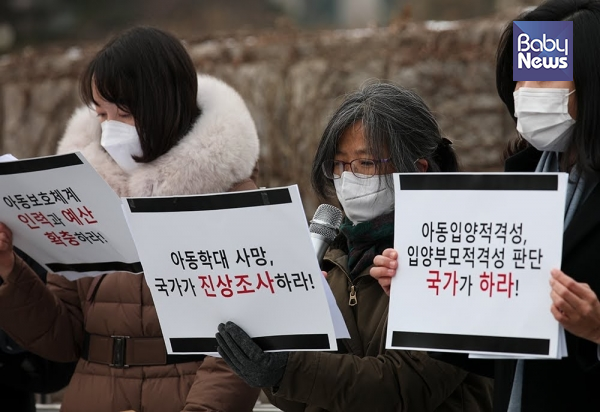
[214, 82, 494, 411]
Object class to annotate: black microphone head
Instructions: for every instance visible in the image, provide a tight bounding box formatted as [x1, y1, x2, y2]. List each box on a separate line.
[309, 204, 343, 243]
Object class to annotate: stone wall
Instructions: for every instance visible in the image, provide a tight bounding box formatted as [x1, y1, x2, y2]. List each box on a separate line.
[0, 13, 519, 216]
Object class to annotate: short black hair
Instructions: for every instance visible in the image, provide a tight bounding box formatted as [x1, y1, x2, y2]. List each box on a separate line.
[81, 26, 201, 163]
[497, 0, 600, 171]
[311, 81, 458, 201]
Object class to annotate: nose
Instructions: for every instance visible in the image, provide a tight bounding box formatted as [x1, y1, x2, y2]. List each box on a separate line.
[515, 81, 544, 91]
[106, 112, 119, 122]
[342, 162, 352, 172]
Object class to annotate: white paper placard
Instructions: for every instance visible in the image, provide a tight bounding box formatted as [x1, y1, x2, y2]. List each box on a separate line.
[0, 152, 142, 280]
[122, 185, 339, 355]
[386, 173, 567, 358]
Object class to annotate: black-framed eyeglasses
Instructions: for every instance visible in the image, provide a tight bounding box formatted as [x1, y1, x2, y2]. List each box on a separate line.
[321, 158, 391, 179]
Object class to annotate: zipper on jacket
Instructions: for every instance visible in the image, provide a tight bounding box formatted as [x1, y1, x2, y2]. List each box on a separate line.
[325, 257, 359, 306]
[348, 284, 357, 306]
[342, 271, 358, 307]
[340, 270, 357, 306]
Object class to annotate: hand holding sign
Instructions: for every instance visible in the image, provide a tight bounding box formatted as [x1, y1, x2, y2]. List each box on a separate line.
[216, 321, 289, 388]
[370, 248, 399, 296]
[122, 185, 340, 355]
[550, 269, 600, 344]
[0, 153, 142, 280]
[386, 172, 568, 358]
[0, 223, 15, 278]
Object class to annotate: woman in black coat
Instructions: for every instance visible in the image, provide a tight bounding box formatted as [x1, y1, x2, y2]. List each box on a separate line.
[371, 1, 600, 410]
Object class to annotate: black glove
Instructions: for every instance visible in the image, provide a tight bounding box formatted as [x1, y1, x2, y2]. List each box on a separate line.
[215, 321, 288, 388]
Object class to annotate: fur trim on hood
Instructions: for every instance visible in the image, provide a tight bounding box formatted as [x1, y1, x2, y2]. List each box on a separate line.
[57, 74, 259, 197]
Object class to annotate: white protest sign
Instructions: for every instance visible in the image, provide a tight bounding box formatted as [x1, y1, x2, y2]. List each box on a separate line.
[122, 185, 339, 355]
[0, 153, 142, 280]
[386, 173, 567, 358]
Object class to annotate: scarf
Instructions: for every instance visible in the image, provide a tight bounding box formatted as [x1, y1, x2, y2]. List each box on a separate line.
[339, 211, 395, 280]
[535, 151, 598, 227]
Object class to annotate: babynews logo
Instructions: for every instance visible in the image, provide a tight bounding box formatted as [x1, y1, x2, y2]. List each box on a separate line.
[513, 21, 573, 81]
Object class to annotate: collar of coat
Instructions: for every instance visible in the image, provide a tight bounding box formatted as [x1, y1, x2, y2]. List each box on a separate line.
[504, 144, 600, 259]
[56, 74, 259, 198]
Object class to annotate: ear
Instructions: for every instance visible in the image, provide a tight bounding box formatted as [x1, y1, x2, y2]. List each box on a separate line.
[415, 159, 428, 172]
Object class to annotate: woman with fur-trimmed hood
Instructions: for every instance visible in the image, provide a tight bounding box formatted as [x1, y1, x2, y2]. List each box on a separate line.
[0, 27, 260, 411]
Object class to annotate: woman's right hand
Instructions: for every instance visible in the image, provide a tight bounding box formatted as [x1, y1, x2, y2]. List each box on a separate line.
[0, 223, 15, 278]
[370, 248, 399, 296]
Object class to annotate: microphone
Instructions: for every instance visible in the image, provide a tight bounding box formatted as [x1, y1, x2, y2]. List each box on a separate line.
[309, 204, 343, 265]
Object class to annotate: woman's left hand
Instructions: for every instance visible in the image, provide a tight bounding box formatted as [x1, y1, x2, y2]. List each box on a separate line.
[215, 321, 288, 388]
[550, 268, 600, 344]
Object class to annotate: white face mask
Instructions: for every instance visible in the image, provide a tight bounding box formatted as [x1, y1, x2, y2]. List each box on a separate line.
[513, 87, 576, 152]
[334, 172, 395, 225]
[100, 120, 143, 173]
